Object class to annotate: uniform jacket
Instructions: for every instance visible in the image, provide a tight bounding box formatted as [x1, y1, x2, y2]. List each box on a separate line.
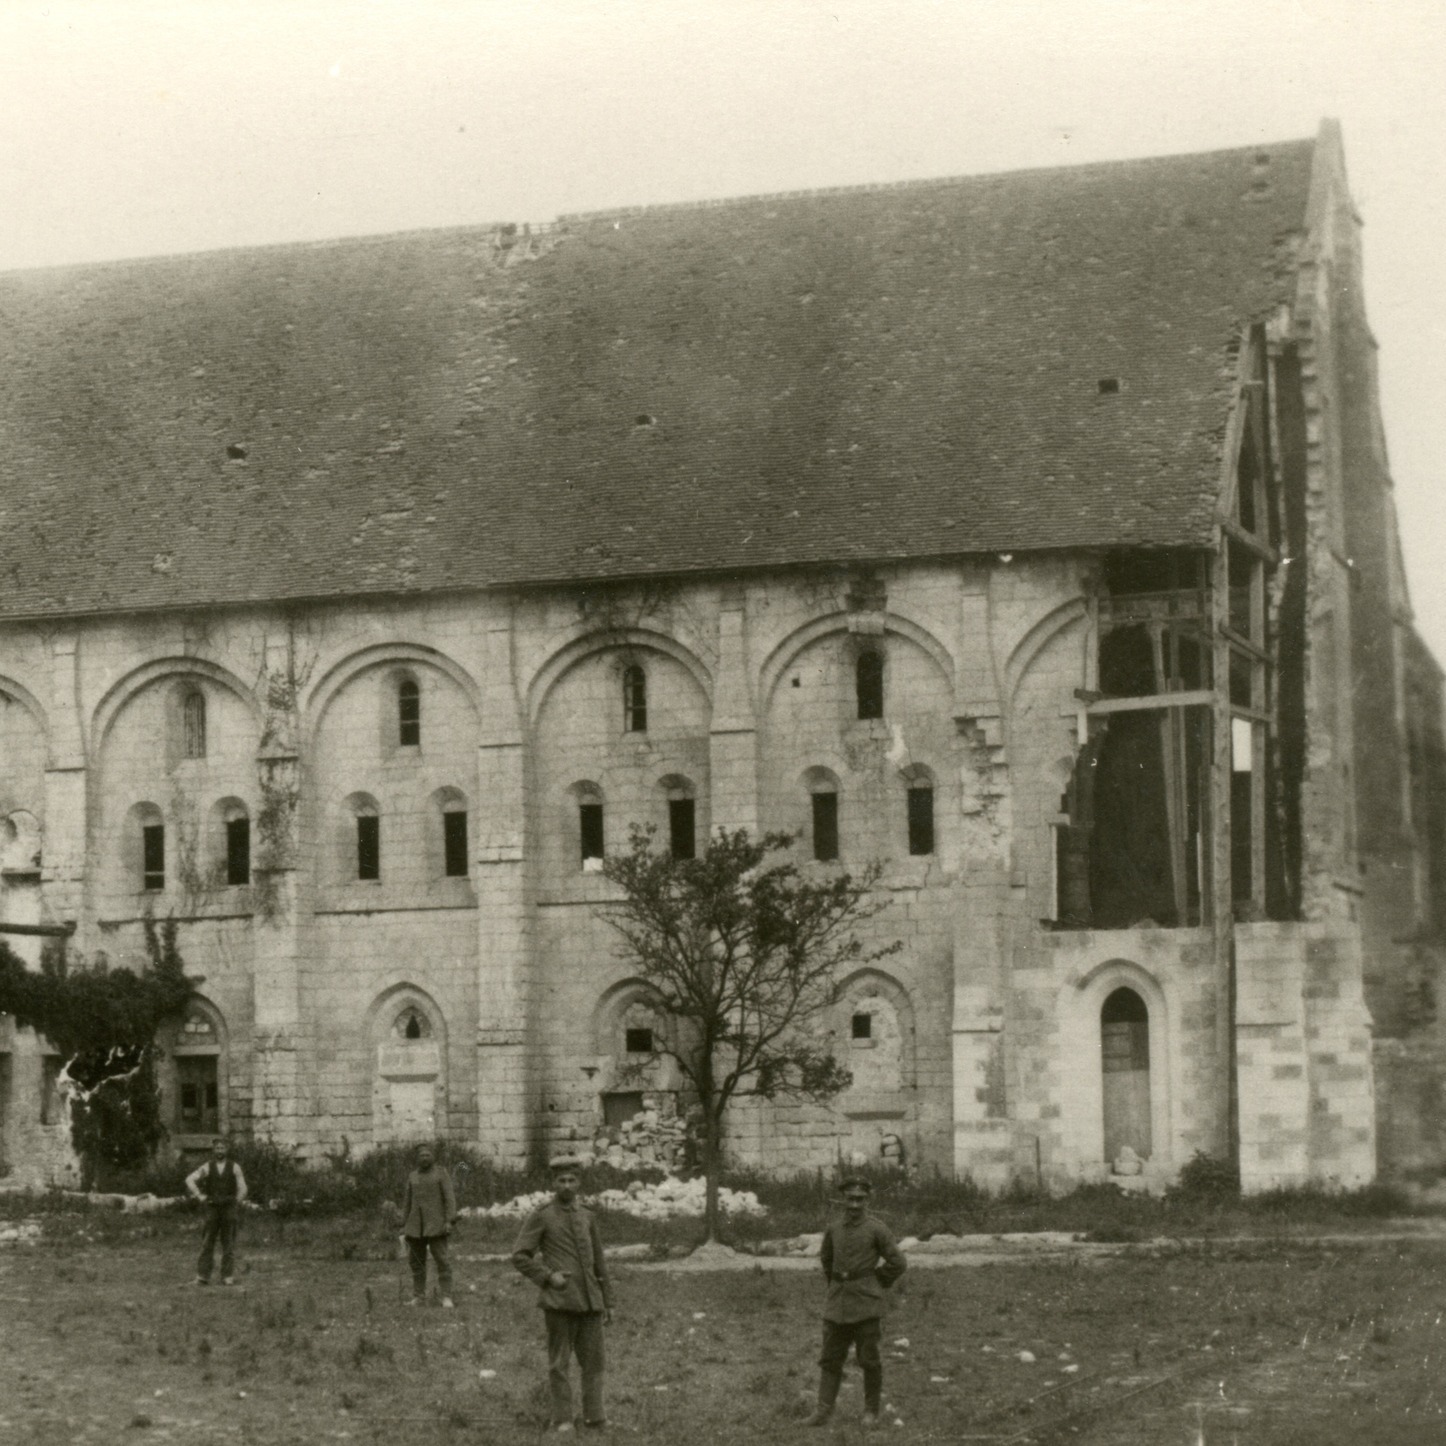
[511, 1199, 614, 1314]
[402, 1166, 457, 1238]
[185, 1158, 248, 1206]
[819, 1214, 907, 1324]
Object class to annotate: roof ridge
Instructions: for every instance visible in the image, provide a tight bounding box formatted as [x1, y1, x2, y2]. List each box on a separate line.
[560, 135, 1317, 226]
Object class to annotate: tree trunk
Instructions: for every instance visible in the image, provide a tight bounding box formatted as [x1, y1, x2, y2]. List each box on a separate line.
[703, 1108, 722, 1243]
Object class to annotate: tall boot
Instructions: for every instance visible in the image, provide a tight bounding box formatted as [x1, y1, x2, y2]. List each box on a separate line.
[862, 1365, 883, 1425]
[807, 1369, 842, 1426]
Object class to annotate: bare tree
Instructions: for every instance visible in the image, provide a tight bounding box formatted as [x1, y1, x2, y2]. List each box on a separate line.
[599, 826, 898, 1242]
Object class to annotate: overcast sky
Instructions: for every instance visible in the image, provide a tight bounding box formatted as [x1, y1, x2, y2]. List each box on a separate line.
[3, 0, 1443, 656]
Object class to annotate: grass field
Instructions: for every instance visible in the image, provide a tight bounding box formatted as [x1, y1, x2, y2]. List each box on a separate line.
[2, 1208, 1445, 1445]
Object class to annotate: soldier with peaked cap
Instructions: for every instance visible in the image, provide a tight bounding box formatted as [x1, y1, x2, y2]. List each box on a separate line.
[511, 1155, 615, 1433]
[807, 1176, 907, 1428]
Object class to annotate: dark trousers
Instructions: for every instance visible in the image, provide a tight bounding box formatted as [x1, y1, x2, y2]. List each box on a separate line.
[818, 1316, 883, 1413]
[406, 1234, 453, 1299]
[544, 1309, 606, 1426]
[196, 1203, 238, 1282]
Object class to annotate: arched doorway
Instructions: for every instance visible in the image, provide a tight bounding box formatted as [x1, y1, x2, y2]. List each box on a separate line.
[371, 993, 445, 1145]
[1101, 986, 1151, 1162]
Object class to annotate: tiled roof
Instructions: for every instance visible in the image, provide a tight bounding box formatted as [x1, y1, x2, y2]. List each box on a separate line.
[0, 138, 1316, 618]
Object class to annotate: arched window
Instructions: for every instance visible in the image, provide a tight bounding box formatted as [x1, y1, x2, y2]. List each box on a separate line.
[142, 820, 165, 891]
[903, 768, 936, 857]
[395, 1006, 431, 1041]
[175, 1007, 222, 1135]
[398, 677, 421, 747]
[354, 799, 381, 880]
[856, 650, 885, 721]
[181, 688, 207, 759]
[1101, 986, 1152, 1162]
[575, 784, 605, 870]
[213, 799, 251, 886]
[805, 769, 841, 862]
[661, 776, 696, 861]
[623, 664, 648, 733]
[443, 806, 468, 877]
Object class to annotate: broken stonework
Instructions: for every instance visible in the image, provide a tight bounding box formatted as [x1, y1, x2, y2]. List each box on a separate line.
[461, 1174, 765, 1222]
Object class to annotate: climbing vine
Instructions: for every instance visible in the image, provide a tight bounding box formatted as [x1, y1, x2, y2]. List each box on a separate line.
[0, 917, 198, 1186]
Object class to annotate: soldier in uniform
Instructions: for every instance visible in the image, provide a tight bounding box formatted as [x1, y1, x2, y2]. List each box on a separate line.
[808, 1176, 907, 1428]
[511, 1156, 615, 1433]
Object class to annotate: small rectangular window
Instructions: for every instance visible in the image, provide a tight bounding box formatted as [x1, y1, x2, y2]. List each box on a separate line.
[142, 824, 165, 891]
[443, 810, 469, 877]
[357, 814, 381, 881]
[812, 792, 839, 862]
[625, 1027, 654, 1054]
[40, 1056, 62, 1126]
[579, 803, 605, 864]
[851, 1012, 872, 1040]
[668, 797, 696, 860]
[225, 817, 250, 886]
[907, 786, 935, 856]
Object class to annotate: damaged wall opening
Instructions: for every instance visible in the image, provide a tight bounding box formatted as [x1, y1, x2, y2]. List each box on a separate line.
[1055, 335, 1304, 933]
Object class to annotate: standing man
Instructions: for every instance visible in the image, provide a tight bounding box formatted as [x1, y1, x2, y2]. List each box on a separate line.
[511, 1156, 615, 1434]
[808, 1176, 907, 1428]
[185, 1138, 248, 1286]
[402, 1143, 458, 1307]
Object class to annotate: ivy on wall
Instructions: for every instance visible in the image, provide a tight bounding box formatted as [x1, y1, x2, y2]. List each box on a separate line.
[0, 917, 198, 1186]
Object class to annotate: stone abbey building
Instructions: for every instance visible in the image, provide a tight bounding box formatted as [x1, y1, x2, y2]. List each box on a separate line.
[2, 122, 1443, 1192]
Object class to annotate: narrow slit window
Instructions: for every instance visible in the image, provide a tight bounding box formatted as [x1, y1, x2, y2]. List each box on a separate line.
[356, 813, 381, 881]
[40, 1056, 62, 1126]
[182, 690, 207, 759]
[443, 809, 469, 877]
[907, 785, 935, 856]
[225, 816, 250, 886]
[142, 823, 165, 891]
[668, 797, 696, 860]
[856, 651, 885, 720]
[579, 801, 605, 865]
[623, 664, 648, 733]
[812, 791, 839, 862]
[398, 678, 421, 747]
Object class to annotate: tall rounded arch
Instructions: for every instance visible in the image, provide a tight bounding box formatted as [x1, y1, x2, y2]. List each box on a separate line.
[757, 611, 954, 711]
[366, 982, 449, 1145]
[304, 643, 480, 745]
[0, 674, 48, 735]
[91, 657, 262, 754]
[1058, 957, 1173, 1179]
[159, 994, 230, 1141]
[526, 628, 714, 727]
[1003, 598, 1091, 712]
[835, 967, 918, 1090]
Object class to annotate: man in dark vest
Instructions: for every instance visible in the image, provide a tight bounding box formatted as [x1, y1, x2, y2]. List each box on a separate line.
[185, 1138, 249, 1285]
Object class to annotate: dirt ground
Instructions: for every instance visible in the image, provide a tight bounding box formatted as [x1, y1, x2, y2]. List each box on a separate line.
[1, 1225, 1444, 1444]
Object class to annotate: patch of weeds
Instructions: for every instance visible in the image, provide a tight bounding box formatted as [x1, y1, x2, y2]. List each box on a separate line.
[352, 1333, 393, 1370]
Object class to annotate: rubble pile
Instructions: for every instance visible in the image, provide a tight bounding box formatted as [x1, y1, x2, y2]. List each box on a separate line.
[584, 1108, 691, 1172]
[462, 1174, 766, 1222]
[0, 1219, 41, 1246]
